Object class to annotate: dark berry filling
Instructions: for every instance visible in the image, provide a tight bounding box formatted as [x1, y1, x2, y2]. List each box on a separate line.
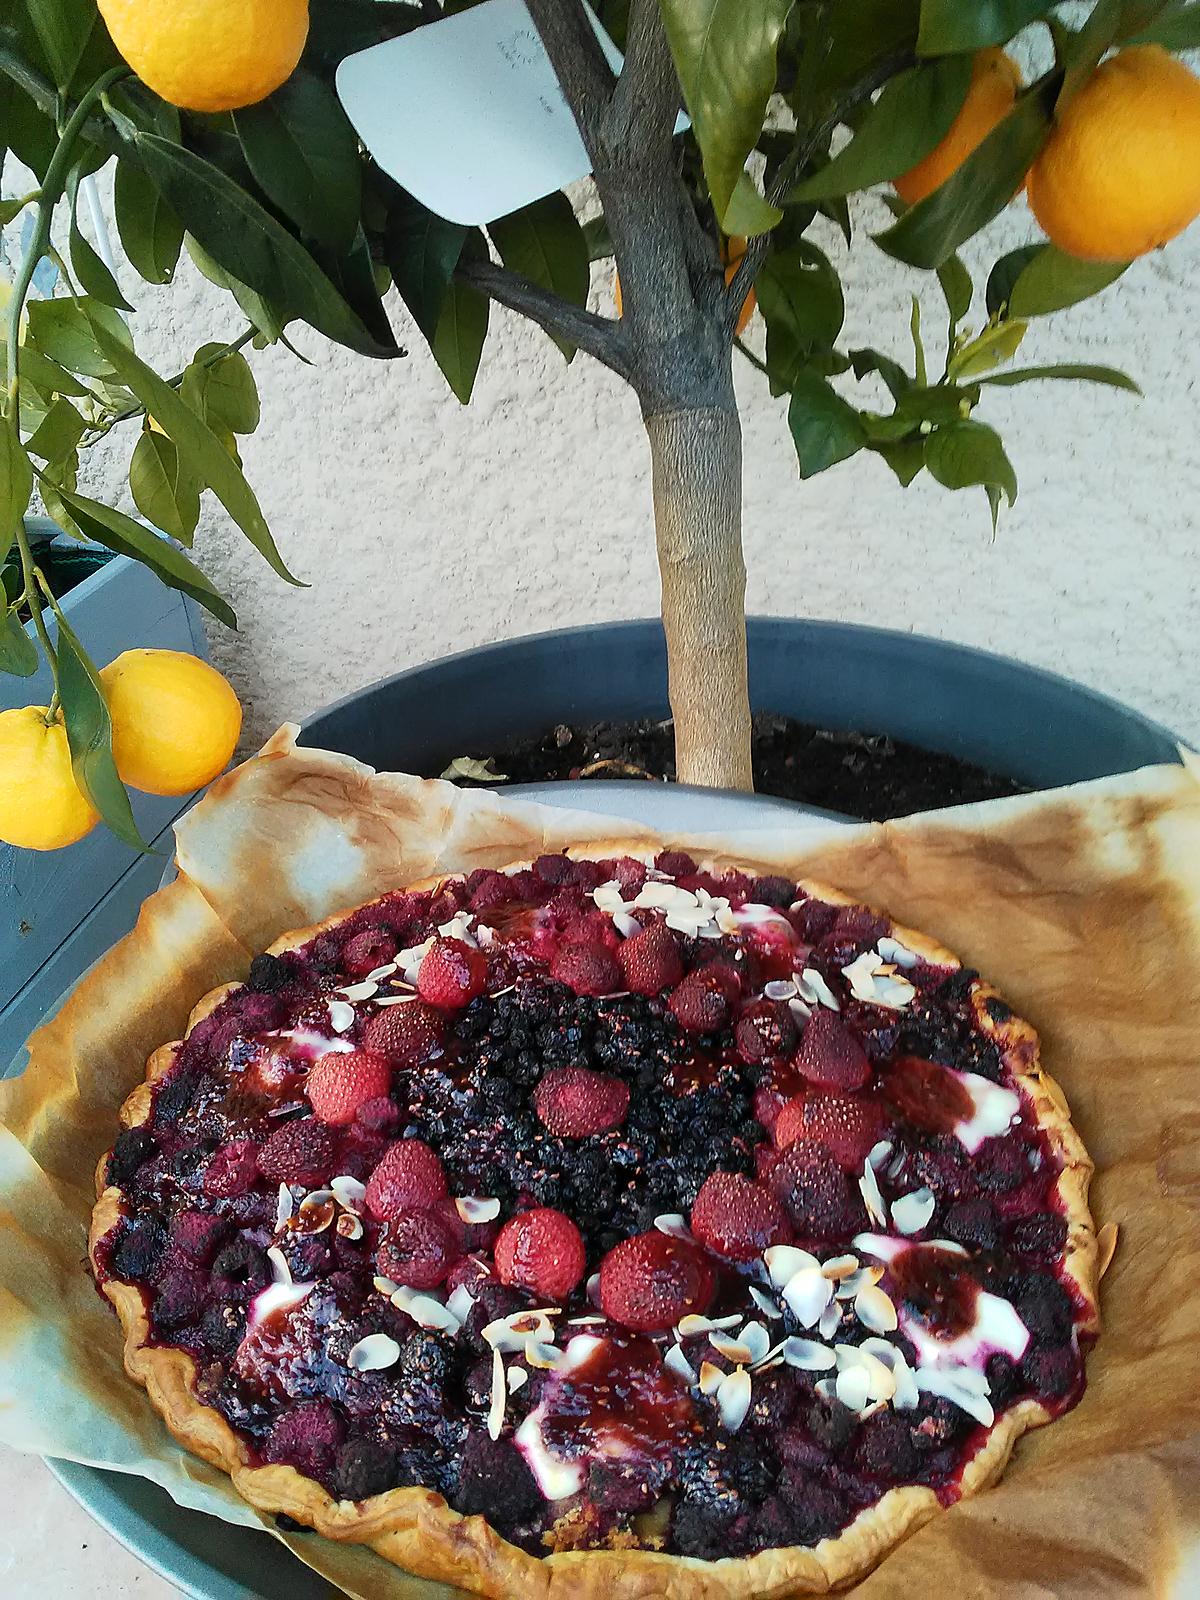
[94, 855, 1089, 1563]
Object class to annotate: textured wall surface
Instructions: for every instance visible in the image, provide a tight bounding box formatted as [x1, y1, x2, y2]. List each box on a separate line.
[73, 188, 1200, 753]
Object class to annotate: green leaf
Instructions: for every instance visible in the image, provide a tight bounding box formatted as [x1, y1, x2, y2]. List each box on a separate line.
[925, 418, 1017, 503]
[786, 368, 867, 478]
[184, 346, 260, 435]
[936, 254, 973, 326]
[234, 70, 363, 256]
[130, 132, 395, 356]
[55, 486, 234, 627]
[26, 0, 96, 86]
[490, 194, 589, 360]
[430, 232, 489, 404]
[947, 317, 1027, 380]
[67, 172, 134, 314]
[386, 193, 468, 345]
[791, 57, 972, 199]
[0, 414, 33, 566]
[0, 192, 37, 225]
[582, 215, 614, 261]
[86, 314, 304, 587]
[850, 348, 912, 399]
[722, 171, 784, 237]
[54, 606, 150, 850]
[917, 0, 1057, 53]
[659, 0, 795, 228]
[129, 430, 202, 545]
[978, 362, 1141, 392]
[1007, 244, 1129, 317]
[184, 236, 287, 344]
[757, 243, 844, 393]
[874, 80, 1056, 269]
[873, 438, 926, 485]
[0, 608, 38, 676]
[985, 243, 1042, 317]
[25, 297, 134, 378]
[1132, 3, 1200, 46]
[26, 397, 85, 464]
[114, 161, 184, 285]
[1057, 0, 1125, 106]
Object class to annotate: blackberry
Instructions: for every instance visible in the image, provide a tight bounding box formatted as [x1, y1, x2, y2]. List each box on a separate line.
[805, 1395, 856, 1455]
[212, 1236, 269, 1294]
[587, 1458, 663, 1514]
[154, 1066, 201, 1126]
[334, 1437, 399, 1501]
[247, 953, 291, 993]
[454, 1433, 541, 1527]
[1020, 1346, 1078, 1400]
[399, 1331, 454, 1391]
[199, 1300, 246, 1357]
[755, 1482, 843, 1548]
[985, 1352, 1022, 1408]
[1015, 1272, 1075, 1347]
[1009, 1212, 1068, 1262]
[672, 1500, 737, 1560]
[111, 1216, 167, 1283]
[107, 1127, 157, 1188]
[851, 1410, 918, 1480]
[942, 1199, 1001, 1253]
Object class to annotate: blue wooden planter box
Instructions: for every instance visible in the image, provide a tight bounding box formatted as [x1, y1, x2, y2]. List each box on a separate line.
[1, 531, 210, 1068]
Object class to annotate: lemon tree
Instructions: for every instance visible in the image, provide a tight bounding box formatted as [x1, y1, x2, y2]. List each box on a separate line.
[0, 0, 1198, 829]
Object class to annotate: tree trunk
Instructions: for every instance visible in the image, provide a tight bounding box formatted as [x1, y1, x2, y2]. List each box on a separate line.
[645, 405, 753, 791]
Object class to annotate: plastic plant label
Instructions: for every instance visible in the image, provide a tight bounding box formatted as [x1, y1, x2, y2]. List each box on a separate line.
[335, 0, 686, 226]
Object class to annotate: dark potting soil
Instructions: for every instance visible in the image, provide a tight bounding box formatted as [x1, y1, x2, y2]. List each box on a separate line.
[439, 712, 1029, 823]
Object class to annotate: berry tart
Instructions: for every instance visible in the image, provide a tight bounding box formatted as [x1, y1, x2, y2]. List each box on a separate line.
[89, 845, 1099, 1597]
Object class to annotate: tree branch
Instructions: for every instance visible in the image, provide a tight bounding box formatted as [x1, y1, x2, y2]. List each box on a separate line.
[607, 0, 681, 149]
[523, 0, 616, 162]
[721, 46, 915, 333]
[457, 257, 634, 380]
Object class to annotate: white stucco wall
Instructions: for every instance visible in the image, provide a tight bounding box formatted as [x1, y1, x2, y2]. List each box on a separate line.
[71, 187, 1200, 753]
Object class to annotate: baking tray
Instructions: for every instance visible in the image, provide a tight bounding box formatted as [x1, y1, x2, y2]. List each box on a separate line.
[42, 780, 844, 1597]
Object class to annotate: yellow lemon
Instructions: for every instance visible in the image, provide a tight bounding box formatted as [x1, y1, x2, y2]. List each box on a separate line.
[97, 0, 309, 113]
[0, 705, 99, 851]
[895, 49, 1022, 206]
[100, 649, 243, 797]
[1027, 45, 1200, 262]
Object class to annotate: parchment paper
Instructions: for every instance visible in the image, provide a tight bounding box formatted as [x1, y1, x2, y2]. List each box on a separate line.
[3, 725, 1199, 1600]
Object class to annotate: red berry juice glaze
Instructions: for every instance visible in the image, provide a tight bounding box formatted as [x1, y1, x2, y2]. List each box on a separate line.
[93, 851, 1090, 1561]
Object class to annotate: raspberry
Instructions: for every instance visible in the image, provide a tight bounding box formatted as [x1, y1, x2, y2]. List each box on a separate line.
[360, 1001, 445, 1067]
[154, 1266, 208, 1331]
[794, 1012, 871, 1090]
[775, 1091, 886, 1169]
[618, 924, 684, 996]
[469, 870, 516, 911]
[263, 1401, 346, 1479]
[690, 1172, 789, 1262]
[378, 1209, 462, 1289]
[551, 939, 620, 996]
[752, 875, 796, 909]
[533, 853, 575, 886]
[533, 1066, 630, 1138]
[365, 1138, 448, 1220]
[306, 1049, 393, 1127]
[169, 1210, 230, 1267]
[355, 1095, 401, 1136]
[202, 1138, 260, 1198]
[668, 969, 737, 1034]
[654, 849, 696, 878]
[257, 1118, 337, 1185]
[416, 938, 488, 1009]
[341, 927, 399, 978]
[599, 1232, 715, 1332]
[768, 1138, 863, 1242]
[446, 1255, 494, 1296]
[734, 1000, 798, 1065]
[495, 1207, 586, 1300]
[752, 1085, 788, 1135]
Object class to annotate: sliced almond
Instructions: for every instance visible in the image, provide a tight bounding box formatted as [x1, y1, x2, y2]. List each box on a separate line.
[916, 1366, 994, 1426]
[653, 1213, 691, 1240]
[586, 1272, 602, 1307]
[664, 1344, 697, 1386]
[867, 1139, 894, 1170]
[336, 1212, 364, 1241]
[524, 1340, 564, 1370]
[814, 1376, 837, 1403]
[877, 936, 920, 969]
[446, 1282, 478, 1324]
[331, 1175, 367, 1215]
[507, 1365, 528, 1394]
[836, 1265, 885, 1300]
[781, 1337, 836, 1371]
[781, 1266, 834, 1329]
[762, 979, 798, 1001]
[293, 1192, 336, 1235]
[327, 1000, 356, 1033]
[372, 993, 421, 1007]
[739, 1321, 772, 1365]
[482, 1309, 558, 1352]
[861, 1339, 920, 1410]
[709, 1332, 754, 1365]
[392, 1289, 461, 1334]
[337, 980, 380, 1002]
[373, 1274, 400, 1298]
[365, 962, 399, 982]
[612, 911, 642, 939]
[764, 1245, 820, 1289]
[275, 1185, 295, 1230]
[799, 968, 840, 1011]
[698, 1361, 725, 1396]
[455, 1196, 501, 1224]
[677, 1312, 742, 1338]
[716, 1367, 752, 1432]
[568, 1314, 607, 1327]
[487, 1347, 506, 1441]
[818, 1300, 843, 1341]
[854, 1283, 899, 1334]
[859, 1158, 888, 1227]
[835, 1364, 872, 1411]
[891, 1187, 936, 1237]
[1097, 1222, 1119, 1279]
[267, 1245, 293, 1286]
[820, 1253, 860, 1281]
[347, 1333, 400, 1373]
[749, 1285, 783, 1321]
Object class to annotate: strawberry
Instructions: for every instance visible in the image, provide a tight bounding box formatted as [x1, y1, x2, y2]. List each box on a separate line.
[690, 1171, 790, 1262]
[734, 1000, 799, 1065]
[257, 1118, 336, 1185]
[359, 1001, 445, 1067]
[599, 1232, 715, 1332]
[341, 927, 399, 979]
[533, 1066, 630, 1138]
[306, 1048, 392, 1127]
[416, 938, 488, 1009]
[618, 924, 684, 997]
[365, 1138, 448, 1221]
[774, 1091, 887, 1170]
[495, 1208, 586, 1300]
[377, 1209, 462, 1289]
[668, 965, 740, 1034]
[551, 940, 621, 996]
[794, 1011, 871, 1090]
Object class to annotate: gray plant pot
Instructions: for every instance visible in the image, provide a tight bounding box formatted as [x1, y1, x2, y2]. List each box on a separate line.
[300, 616, 1181, 792]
